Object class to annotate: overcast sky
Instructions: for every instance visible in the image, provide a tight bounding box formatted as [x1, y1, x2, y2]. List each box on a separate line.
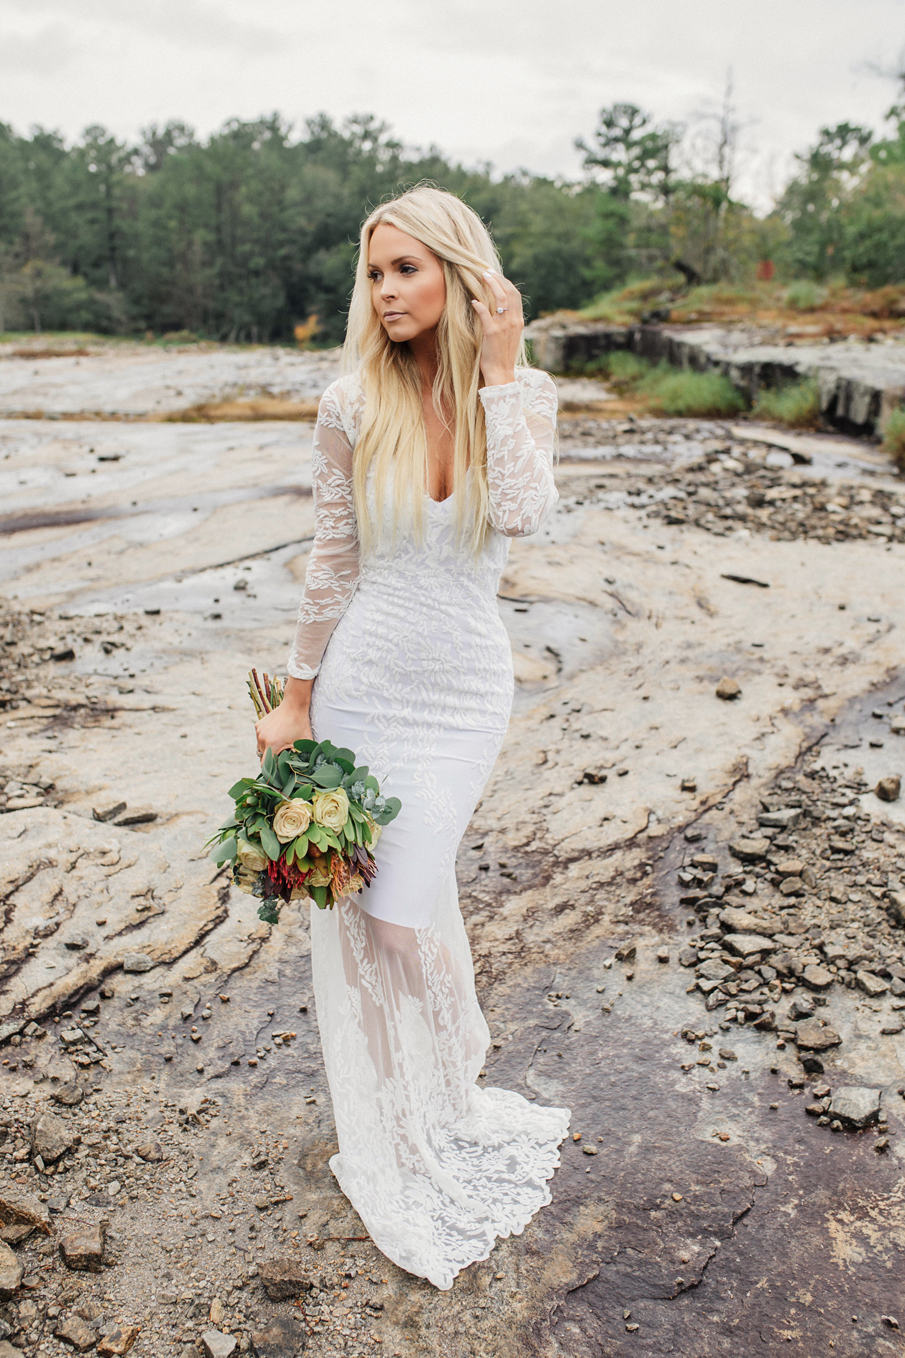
[2, 0, 904, 207]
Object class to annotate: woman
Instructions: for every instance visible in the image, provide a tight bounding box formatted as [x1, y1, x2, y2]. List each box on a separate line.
[254, 185, 570, 1290]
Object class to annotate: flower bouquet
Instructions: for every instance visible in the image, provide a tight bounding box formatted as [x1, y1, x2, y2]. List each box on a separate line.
[206, 670, 401, 924]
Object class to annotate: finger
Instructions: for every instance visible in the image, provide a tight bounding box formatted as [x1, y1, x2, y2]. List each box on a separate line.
[482, 271, 509, 307]
[471, 299, 495, 330]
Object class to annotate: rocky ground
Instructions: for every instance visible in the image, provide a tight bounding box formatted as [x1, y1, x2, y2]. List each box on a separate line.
[1, 362, 905, 1357]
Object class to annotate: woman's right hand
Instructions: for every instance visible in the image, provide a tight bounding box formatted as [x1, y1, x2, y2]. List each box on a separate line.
[255, 677, 314, 759]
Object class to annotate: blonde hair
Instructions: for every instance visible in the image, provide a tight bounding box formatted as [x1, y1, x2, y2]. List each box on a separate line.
[343, 184, 526, 556]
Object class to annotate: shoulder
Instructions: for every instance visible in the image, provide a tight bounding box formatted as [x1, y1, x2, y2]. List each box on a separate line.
[317, 373, 364, 444]
[515, 365, 558, 420]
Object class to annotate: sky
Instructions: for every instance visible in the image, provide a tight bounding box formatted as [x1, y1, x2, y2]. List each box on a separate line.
[1, 0, 904, 208]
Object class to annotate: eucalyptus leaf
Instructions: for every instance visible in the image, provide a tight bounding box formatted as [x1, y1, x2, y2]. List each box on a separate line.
[210, 836, 237, 863]
[292, 737, 317, 755]
[259, 823, 281, 861]
[228, 777, 254, 799]
[262, 747, 277, 780]
[373, 796, 402, 825]
[310, 765, 343, 789]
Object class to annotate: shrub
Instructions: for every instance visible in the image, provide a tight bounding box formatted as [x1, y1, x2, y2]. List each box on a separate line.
[602, 350, 651, 387]
[638, 364, 745, 418]
[784, 281, 828, 311]
[751, 379, 821, 428]
[882, 406, 905, 472]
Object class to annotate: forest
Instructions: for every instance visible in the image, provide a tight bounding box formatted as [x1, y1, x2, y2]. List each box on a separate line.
[1, 92, 905, 344]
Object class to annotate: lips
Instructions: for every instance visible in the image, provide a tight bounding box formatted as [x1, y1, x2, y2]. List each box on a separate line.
[383, 312, 405, 321]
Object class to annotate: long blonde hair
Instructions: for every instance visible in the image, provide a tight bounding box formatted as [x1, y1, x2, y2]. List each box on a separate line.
[343, 184, 526, 556]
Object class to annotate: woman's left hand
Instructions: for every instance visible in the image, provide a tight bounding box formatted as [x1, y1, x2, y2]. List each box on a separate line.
[471, 271, 524, 387]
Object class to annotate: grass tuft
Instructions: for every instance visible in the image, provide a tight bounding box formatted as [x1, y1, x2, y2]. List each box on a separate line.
[638, 365, 745, 418]
[751, 379, 821, 429]
[882, 407, 905, 472]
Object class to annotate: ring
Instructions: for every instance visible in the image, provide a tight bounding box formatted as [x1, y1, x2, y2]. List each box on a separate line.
[496, 306, 507, 315]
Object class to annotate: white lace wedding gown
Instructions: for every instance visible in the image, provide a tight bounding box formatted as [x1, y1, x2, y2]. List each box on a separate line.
[286, 367, 571, 1290]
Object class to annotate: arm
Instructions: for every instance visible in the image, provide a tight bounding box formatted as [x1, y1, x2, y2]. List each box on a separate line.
[480, 371, 558, 537]
[255, 385, 359, 756]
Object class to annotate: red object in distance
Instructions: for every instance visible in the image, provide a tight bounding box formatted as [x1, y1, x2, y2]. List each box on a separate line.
[756, 260, 775, 281]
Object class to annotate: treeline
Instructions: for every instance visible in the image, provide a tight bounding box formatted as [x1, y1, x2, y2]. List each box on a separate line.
[1, 98, 904, 342]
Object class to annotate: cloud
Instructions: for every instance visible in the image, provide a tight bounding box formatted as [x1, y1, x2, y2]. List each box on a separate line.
[0, 23, 76, 76]
[0, 0, 281, 57]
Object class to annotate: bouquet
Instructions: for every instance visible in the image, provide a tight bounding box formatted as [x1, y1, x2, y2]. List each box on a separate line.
[206, 669, 401, 923]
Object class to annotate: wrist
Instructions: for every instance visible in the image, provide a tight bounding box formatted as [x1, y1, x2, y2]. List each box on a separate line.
[281, 676, 312, 713]
[480, 369, 517, 388]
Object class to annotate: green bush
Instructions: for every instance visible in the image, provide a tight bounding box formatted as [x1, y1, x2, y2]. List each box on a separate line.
[638, 364, 745, 417]
[784, 281, 828, 311]
[602, 350, 650, 386]
[751, 379, 821, 428]
[882, 406, 905, 471]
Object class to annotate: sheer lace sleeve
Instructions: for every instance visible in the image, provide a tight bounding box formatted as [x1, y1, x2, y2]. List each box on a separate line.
[286, 382, 360, 680]
[479, 369, 558, 537]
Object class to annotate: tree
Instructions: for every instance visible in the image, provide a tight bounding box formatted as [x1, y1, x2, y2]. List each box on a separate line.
[576, 103, 682, 203]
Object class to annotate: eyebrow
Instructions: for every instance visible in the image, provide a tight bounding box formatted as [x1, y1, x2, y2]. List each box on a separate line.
[367, 255, 424, 268]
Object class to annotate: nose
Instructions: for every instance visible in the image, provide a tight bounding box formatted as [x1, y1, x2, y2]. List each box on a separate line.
[380, 277, 397, 301]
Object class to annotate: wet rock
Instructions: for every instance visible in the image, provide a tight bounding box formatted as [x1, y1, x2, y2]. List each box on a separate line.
[55, 1314, 97, 1350]
[258, 1256, 312, 1301]
[200, 1332, 237, 1358]
[801, 965, 834, 991]
[0, 1187, 51, 1236]
[0, 1242, 23, 1299]
[60, 1223, 105, 1271]
[794, 1019, 842, 1051]
[856, 970, 889, 997]
[828, 1087, 881, 1128]
[121, 953, 153, 973]
[97, 1325, 139, 1355]
[249, 1315, 306, 1358]
[728, 837, 771, 862]
[715, 677, 741, 700]
[876, 776, 901, 802]
[31, 1111, 74, 1162]
[722, 933, 768, 959]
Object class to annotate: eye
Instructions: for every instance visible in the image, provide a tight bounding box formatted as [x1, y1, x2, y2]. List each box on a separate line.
[399, 264, 417, 275]
[367, 269, 381, 281]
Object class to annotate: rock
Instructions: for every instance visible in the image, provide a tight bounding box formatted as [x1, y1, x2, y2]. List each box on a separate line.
[728, 837, 771, 862]
[250, 1315, 307, 1358]
[718, 1048, 737, 1061]
[0, 1187, 52, 1236]
[656, 947, 669, 964]
[794, 1019, 842, 1051]
[856, 970, 889, 997]
[97, 1326, 139, 1356]
[121, 953, 153, 973]
[722, 933, 768, 958]
[200, 1332, 237, 1358]
[92, 802, 127, 823]
[52, 1082, 85, 1107]
[779, 877, 805, 896]
[828, 837, 855, 854]
[0, 1241, 23, 1300]
[258, 1255, 312, 1301]
[691, 854, 719, 870]
[890, 715, 905, 735]
[209, 1299, 225, 1326]
[55, 1314, 97, 1350]
[60, 1028, 85, 1047]
[758, 808, 801, 830]
[134, 1140, 163, 1162]
[802, 964, 834, 991]
[614, 942, 636, 962]
[697, 959, 733, 982]
[887, 891, 905, 926]
[60, 1224, 105, 1271]
[715, 677, 741, 700]
[0, 1344, 25, 1358]
[31, 1111, 75, 1162]
[876, 776, 901, 802]
[678, 946, 698, 967]
[788, 997, 815, 1020]
[828, 1087, 881, 1128]
[774, 858, 805, 878]
[719, 906, 774, 935]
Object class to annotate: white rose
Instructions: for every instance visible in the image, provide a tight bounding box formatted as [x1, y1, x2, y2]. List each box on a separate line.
[237, 838, 268, 873]
[233, 865, 259, 895]
[272, 798, 313, 843]
[312, 788, 349, 833]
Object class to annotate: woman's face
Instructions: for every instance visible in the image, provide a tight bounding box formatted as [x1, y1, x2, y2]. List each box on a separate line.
[367, 222, 447, 344]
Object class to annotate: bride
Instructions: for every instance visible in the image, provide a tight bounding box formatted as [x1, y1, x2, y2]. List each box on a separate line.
[254, 184, 570, 1290]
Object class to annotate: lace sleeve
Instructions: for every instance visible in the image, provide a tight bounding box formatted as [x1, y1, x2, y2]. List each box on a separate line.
[479, 370, 558, 537]
[286, 384, 360, 680]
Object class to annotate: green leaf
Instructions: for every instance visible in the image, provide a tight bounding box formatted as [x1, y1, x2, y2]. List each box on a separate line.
[364, 774, 380, 793]
[293, 737, 317, 755]
[310, 885, 329, 909]
[292, 834, 309, 859]
[218, 815, 240, 832]
[262, 747, 277, 781]
[373, 796, 402, 825]
[333, 756, 355, 774]
[310, 765, 343, 789]
[257, 900, 280, 925]
[228, 777, 255, 800]
[259, 823, 281, 861]
[210, 836, 237, 863]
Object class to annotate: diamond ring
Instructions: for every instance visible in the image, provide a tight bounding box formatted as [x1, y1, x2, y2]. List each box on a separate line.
[496, 306, 507, 315]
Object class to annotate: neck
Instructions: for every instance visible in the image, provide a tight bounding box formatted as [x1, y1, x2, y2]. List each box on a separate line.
[408, 329, 439, 390]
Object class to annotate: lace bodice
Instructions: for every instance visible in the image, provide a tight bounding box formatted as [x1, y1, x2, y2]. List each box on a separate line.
[287, 367, 558, 680]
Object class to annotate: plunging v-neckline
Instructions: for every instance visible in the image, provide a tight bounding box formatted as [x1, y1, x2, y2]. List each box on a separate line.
[424, 465, 471, 506]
